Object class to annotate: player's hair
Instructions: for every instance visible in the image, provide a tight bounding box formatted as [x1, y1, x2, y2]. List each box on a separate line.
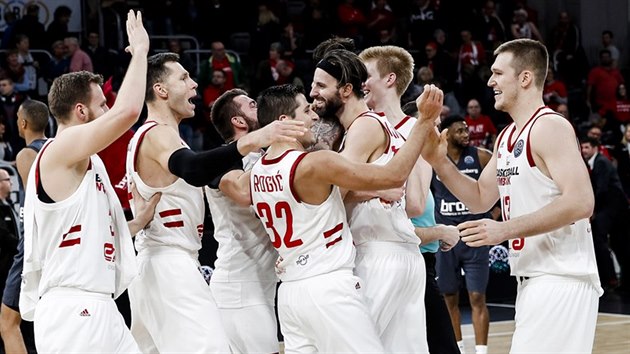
[312, 37, 355, 62]
[210, 88, 249, 142]
[358, 46, 414, 97]
[146, 52, 180, 102]
[48, 71, 103, 123]
[257, 84, 302, 128]
[440, 115, 466, 131]
[317, 49, 367, 99]
[494, 39, 548, 90]
[19, 99, 49, 132]
[579, 135, 600, 147]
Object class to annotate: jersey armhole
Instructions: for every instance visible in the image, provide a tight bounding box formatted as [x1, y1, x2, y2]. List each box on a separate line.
[289, 152, 309, 203]
[525, 112, 563, 167]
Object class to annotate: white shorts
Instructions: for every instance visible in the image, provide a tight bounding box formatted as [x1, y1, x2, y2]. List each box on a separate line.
[510, 274, 600, 353]
[34, 288, 140, 353]
[211, 281, 278, 353]
[355, 242, 428, 353]
[279, 269, 384, 353]
[129, 247, 230, 353]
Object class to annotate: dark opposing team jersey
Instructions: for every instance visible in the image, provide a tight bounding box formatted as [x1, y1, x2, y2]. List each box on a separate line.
[431, 146, 491, 225]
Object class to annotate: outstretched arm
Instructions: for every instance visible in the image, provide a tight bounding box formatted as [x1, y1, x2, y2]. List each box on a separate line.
[459, 115, 593, 246]
[218, 170, 252, 207]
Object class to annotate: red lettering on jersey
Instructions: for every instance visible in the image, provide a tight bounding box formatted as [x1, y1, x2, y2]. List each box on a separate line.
[253, 175, 284, 193]
[103, 242, 115, 262]
[59, 225, 82, 248]
[163, 221, 184, 228]
[323, 222, 343, 248]
[511, 238, 525, 251]
[197, 224, 204, 238]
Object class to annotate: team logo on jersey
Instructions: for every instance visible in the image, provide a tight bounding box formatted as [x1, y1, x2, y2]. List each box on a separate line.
[95, 173, 105, 192]
[79, 309, 91, 317]
[464, 155, 474, 165]
[355, 282, 361, 289]
[513, 139, 525, 158]
[296, 254, 309, 266]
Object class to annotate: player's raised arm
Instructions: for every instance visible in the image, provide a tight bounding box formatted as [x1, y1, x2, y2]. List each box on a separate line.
[47, 10, 149, 167]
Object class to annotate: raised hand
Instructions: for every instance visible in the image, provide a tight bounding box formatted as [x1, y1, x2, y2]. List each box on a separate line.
[125, 10, 149, 56]
[416, 85, 443, 123]
[420, 127, 448, 166]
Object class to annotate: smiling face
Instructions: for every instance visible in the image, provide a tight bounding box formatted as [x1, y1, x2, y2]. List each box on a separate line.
[310, 68, 344, 119]
[363, 59, 388, 109]
[488, 52, 520, 112]
[162, 61, 198, 119]
[291, 93, 319, 147]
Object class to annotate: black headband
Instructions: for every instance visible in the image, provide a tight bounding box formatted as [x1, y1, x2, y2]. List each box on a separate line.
[316, 58, 343, 82]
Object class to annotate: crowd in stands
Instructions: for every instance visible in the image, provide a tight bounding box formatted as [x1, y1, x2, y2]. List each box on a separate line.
[0, 0, 627, 293]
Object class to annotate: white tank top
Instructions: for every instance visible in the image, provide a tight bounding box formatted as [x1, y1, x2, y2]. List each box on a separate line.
[206, 151, 278, 282]
[341, 112, 419, 246]
[126, 121, 204, 253]
[250, 150, 355, 282]
[30, 141, 116, 295]
[496, 107, 599, 283]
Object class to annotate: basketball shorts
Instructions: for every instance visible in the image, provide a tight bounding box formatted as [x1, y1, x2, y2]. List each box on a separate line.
[355, 241, 428, 353]
[436, 242, 490, 294]
[2, 236, 24, 310]
[278, 269, 384, 353]
[510, 274, 600, 353]
[129, 246, 230, 353]
[211, 281, 278, 353]
[34, 288, 140, 353]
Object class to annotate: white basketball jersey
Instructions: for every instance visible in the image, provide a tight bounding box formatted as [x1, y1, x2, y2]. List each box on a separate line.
[250, 150, 355, 282]
[28, 141, 117, 295]
[126, 121, 204, 253]
[495, 107, 599, 280]
[342, 112, 419, 246]
[206, 151, 277, 282]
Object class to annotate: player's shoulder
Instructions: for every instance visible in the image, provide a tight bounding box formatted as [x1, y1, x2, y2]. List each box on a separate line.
[531, 111, 574, 136]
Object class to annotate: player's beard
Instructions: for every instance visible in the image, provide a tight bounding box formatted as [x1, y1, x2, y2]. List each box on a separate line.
[314, 91, 343, 121]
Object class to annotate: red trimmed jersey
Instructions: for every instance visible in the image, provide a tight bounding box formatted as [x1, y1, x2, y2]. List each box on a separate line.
[342, 112, 419, 246]
[126, 121, 204, 253]
[250, 149, 354, 282]
[495, 107, 599, 281]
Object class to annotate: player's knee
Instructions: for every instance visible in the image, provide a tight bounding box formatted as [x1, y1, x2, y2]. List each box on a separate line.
[468, 291, 487, 307]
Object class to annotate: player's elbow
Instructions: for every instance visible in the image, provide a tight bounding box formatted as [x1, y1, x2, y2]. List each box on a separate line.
[577, 193, 595, 220]
[406, 202, 424, 218]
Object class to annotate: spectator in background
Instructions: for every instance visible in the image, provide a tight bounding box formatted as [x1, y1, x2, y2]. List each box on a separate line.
[587, 49, 624, 116]
[587, 125, 613, 160]
[580, 136, 630, 293]
[203, 69, 228, 110]
[254, 42, 287, 94]
[510, 9, 542, 41]
[336, 0, 367, 45]
[302, 2, 334, 51]
[2, 50, 32, 94]
[549, 11, 587, 89]
[543, 65, 567, 111]
[0, 124, 13, 164]
[83, 32, 111, 78]
[198, 41, 245, 93]
[457, 29, 486, 104]
[12, 4, 45, 49]
[474, 0, 507, 51]
[14, 35, 38, 98]
[366, 0, 396, 46]
[0, 78, 27, 153]
[601, 30, 620, 69]
[408, 0, 440, 51]
[614, 123, 630, 198]
[64, 37, 93, 73]
[1, 11, 17, 50]
[419, 41, 455, 91]
[465, 98, 496, 149]
[44, 41, 70, 87]
[614, 84, 630, 124]
[167, 39, 195, 76]
[46, 6, 72, 48]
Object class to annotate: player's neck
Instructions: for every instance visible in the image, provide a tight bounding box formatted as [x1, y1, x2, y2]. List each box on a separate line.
[24, 131, 46, 145]
[373, 95, 406, 126]
[509, 92, 545, 128]
[266, 140, 305, 158]
[339, 97, 370, 131]
[447, 144, 463, 162]
[147, 104, 181, 129]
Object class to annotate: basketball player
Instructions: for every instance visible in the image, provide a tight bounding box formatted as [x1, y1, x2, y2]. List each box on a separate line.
[310, 48, 428, 352]
[358, 45, 461, 353]
[126, 53, 305, 353]
[206, 89, 279, 353]
[0, 99, 48, 354]
[243, 83, 441, 352]
[20, 11, 160, 353]
[420, 39, 602, 353]
[431, 115, 492, 354]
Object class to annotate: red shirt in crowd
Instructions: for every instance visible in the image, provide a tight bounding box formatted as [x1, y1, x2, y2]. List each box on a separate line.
[465, 114, 497, 147]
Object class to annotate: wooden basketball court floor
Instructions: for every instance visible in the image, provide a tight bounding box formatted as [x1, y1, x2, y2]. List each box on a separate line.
[460, 310, 630, 353]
